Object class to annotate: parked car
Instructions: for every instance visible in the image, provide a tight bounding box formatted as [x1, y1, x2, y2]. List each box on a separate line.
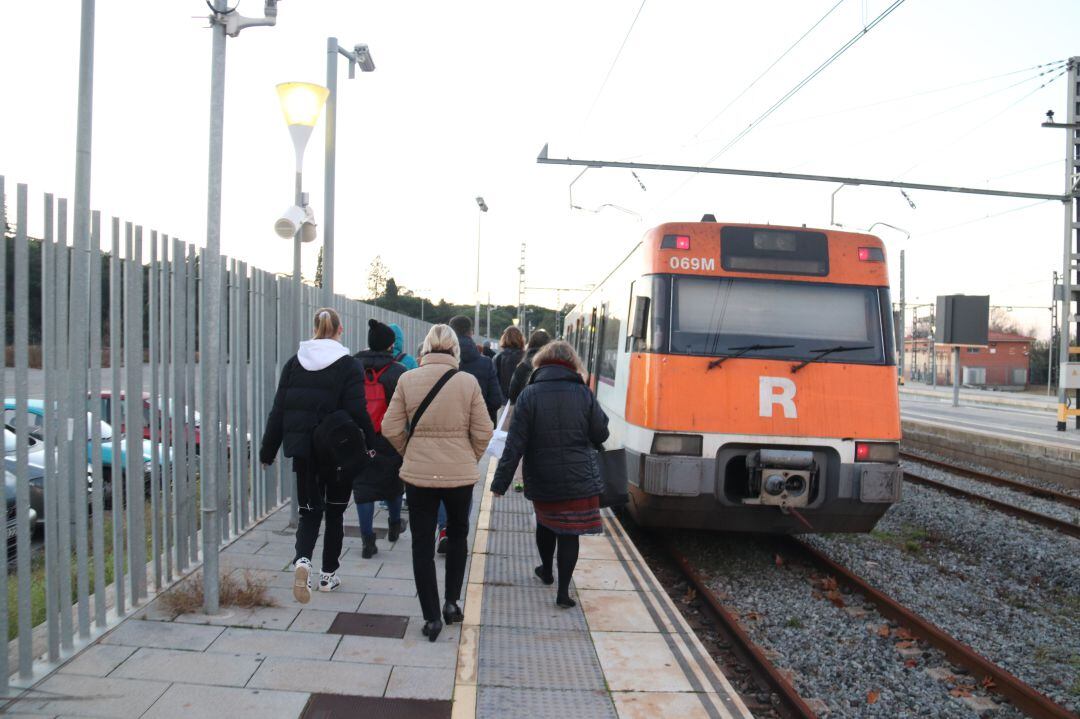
[95, 392, 201, 453]
[3, 428, 91, 529]
[4, 400, 152, 506]
[5, 471, 38, 554]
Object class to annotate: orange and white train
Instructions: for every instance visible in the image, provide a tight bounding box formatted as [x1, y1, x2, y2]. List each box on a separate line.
[564, 219, 902, 533]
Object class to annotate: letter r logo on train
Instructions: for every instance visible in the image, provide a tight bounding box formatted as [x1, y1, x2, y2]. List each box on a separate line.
[759, 376, 797, 419]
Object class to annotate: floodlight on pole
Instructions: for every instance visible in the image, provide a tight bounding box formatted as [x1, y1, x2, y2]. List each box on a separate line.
[475, 196, 489, 333]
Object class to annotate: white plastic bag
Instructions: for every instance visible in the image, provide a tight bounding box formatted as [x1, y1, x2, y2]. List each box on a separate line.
[485, 403, 511, 459]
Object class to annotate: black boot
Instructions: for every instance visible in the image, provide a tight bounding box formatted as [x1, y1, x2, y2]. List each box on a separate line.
[442, 601, 463, 624]
[421, 619, 443, 642]
[387, 520, 403, 543]
[361, 535, 378, 559]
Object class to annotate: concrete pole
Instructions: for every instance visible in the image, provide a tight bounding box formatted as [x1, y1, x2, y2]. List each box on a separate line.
[201, 0, 228, 614]
[323, 38, 338, 306]
[898, 249, 905, 385]
[474, 208, 481, 334]
[952, 347, 960, 408]
[1056, 56, 1080, 430]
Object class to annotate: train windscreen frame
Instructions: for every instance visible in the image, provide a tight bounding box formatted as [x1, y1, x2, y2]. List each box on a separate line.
[668, 275, 889, 365]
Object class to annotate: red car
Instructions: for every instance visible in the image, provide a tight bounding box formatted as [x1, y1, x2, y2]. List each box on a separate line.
[94, 392, 201, 452]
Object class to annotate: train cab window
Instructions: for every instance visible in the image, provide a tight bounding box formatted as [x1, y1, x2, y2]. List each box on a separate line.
[669, 276, 887, 365]
[626, 275, 670, 353]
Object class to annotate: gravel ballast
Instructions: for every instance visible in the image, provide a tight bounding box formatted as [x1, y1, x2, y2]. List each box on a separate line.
[805, 481, 1080, 714]
[676, 531, 1021, 718]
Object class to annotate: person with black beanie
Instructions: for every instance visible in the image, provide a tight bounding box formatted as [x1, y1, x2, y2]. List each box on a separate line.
[353, 319, 408, 558]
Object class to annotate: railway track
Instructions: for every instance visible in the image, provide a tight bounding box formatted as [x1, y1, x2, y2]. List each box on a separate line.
[781, 537, 1078, 719]
[900, 452, 1080, 510]
[900, 455, 1080, 539]
[655, 528, 1077, 719]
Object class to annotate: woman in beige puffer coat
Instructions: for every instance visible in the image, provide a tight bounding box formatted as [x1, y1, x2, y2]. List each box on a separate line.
[382, 324, 493, 641]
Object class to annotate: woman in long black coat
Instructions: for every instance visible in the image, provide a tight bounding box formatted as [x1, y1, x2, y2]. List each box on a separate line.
[491, 340, 609, 608]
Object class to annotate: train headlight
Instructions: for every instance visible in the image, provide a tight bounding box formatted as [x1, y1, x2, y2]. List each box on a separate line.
[854, 442, 899, 463]
[651, 434, 703, 457]
[763, 474, 786, 495]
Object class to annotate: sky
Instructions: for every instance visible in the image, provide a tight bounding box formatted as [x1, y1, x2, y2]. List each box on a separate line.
[1, 0, 1078, 339]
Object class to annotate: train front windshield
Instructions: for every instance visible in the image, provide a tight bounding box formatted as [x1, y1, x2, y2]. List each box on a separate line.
[669, 276, 889, 364]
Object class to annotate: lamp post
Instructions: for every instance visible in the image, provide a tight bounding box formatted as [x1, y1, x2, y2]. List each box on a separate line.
[323, 39, 375, 306]
[866, 222, 911, 385]
[276, 81, 329, 350]
[475, 196, 488, 334]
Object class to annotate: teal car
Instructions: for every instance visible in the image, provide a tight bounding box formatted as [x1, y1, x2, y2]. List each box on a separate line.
[4, 399, 154, 504]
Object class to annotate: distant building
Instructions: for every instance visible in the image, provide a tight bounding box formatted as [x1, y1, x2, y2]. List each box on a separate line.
[902, 330, 1034, 389]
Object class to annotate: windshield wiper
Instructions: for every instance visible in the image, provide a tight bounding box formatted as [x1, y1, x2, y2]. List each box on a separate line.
[790, 345, 874, 373]
[707, 344, 795, 371]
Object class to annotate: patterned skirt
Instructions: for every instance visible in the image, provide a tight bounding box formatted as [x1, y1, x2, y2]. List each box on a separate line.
[532, 496, 602, 536]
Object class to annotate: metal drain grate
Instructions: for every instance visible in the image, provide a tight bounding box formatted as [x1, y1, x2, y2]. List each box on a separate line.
[302, 694, 451, 719]
[327, 612, 409, 638]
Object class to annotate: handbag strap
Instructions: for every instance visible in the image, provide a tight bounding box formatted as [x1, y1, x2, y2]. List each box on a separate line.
[404, 369, 458, 449]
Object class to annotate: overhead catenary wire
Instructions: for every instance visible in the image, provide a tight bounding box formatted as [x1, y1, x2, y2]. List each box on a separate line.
[705, 0, 908, 164]
[693, 0, 847, 138]
[914, 199, 1051, 239]
[582, 0, 649, 126]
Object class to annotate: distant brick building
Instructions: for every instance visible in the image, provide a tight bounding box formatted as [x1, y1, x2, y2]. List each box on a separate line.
[903, 330, 1034, 388]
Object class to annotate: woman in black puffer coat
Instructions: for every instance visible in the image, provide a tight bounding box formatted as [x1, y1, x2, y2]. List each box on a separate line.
[506, 329, 550, 404]
[491, 340, 609, 608]
[260, 308, 376, 605]
[492, 326, 525, 401]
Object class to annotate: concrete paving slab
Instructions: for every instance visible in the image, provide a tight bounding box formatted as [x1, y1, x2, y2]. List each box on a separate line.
[578, 590, 673, 633]
[219, 553, 293, 571]
[208, 627, 340, 660]
[376, 562, 442, 581]
[111, 647, 262, 687]
[591, 632, 694, 693]
[141, 683, 309, 719]
[289, 608, 340, 634]
[247, 656, 391, 696]
[222, 538, 268, 555]
[385, 666, 455, 700]
[334, 634, 458, 669]
[612, 691, 729, 719]
[173, 606, 300, 631]
[17, 673, 170, 718]
[101, 619, 224, 651]
[571, 559, 639, 592]
[265, 587, 364, 613]
[358, 593, 424, 618]
[57, 644, 137, 677]
[338, 576, 417, 597]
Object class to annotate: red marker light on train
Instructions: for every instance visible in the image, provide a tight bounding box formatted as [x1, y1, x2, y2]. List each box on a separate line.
[660, 234, 692, 250]
[855, 443, 871, 461]
[858, 247, 884, 262]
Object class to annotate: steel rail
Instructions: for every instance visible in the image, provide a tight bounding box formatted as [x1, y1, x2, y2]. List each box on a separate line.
[900, 452, 1080, 510]
[663, 540, 818, 719]
[903, 471, 1080, 539]
[786, 537, 1077, 719]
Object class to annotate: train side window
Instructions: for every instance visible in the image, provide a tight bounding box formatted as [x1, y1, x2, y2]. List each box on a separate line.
[586, 307, 599, 372]
[599, 302, 621, 383]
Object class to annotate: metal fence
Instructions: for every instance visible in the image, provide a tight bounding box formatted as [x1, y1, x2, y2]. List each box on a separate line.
[1, 177, 430, 690]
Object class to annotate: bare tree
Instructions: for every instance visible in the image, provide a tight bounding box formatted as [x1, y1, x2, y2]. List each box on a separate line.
[367, 255, 390, 299]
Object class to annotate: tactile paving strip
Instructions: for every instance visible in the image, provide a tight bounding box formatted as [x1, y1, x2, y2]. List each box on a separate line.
[484, 527, 539, 557]
[477, 687, 617, 719]
[481, 554, 546, 587]
[489, 510, 535, 533]
[492, 490, 533, 514]
[481, 585, 588, 631]
[478, 625, 607, 691]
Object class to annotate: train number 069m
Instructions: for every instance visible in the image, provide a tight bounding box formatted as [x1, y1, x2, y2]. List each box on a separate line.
[669, 256, 716, 271]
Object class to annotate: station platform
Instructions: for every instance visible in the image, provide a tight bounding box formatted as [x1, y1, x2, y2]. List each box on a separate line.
[3, 460, 750, 719]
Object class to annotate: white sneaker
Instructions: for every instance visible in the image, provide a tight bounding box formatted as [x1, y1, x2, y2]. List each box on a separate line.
[293, 558, 312, 604]
[318, 572, 341, 592]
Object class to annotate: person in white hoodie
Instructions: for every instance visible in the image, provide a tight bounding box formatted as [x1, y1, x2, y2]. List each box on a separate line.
[259, 308, 376, 604]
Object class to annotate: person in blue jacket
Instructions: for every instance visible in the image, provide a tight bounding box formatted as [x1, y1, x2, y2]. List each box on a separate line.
[389, 323, 418, 370]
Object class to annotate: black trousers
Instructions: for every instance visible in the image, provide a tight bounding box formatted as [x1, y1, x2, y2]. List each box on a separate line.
[293, 460, 352, 574]
[406, 483, 473, 621]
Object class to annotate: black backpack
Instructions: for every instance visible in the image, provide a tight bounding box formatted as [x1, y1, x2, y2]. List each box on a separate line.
[312, 409, 369, 474]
